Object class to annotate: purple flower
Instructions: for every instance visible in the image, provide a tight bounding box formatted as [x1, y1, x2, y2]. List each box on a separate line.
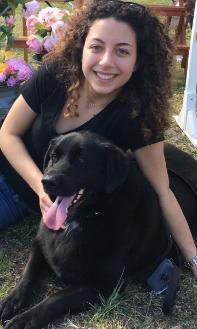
[5, 16, 15, 27]
[17, 68, 31, 82]
[43, 36, 56, 52]
[23, 0, 40, 19]
[6, 58, 25, 69]
[6, 59, 32, 76]
[0, 73, 6, 83]
[0, 59, 33, 87]
[6, 76, 17, 87]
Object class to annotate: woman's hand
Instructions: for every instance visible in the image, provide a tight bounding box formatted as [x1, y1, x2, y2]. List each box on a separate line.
[38, 186, 53, 217]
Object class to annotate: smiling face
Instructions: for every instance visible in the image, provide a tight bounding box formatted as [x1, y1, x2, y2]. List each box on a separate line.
[81, 17, 137, 99]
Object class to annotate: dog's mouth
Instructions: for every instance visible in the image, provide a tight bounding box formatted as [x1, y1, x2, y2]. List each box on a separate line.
[71, 189, 84, 205]
[43, 190, 84, 231]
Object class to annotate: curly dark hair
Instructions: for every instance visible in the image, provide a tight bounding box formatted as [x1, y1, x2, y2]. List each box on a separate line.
[45, 0, 173, 138]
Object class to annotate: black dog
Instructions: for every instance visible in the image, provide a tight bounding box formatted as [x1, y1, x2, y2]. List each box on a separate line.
[0, 131, 196, 329]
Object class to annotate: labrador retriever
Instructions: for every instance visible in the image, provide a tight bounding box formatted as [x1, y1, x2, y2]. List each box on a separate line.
[0, 131, 196, 329]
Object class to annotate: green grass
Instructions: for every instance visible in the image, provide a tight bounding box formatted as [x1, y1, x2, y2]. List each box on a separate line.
[0, 217, 197, 329]
[139, 0, 169, 4]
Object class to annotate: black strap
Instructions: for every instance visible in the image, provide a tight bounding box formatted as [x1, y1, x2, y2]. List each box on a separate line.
[162, 265, 181, 315]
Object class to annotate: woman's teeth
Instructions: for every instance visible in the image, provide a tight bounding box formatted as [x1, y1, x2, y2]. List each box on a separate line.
[96, 72, 116, 80]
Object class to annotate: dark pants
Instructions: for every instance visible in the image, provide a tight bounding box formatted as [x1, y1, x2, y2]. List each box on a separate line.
[0, 175, 27, 229]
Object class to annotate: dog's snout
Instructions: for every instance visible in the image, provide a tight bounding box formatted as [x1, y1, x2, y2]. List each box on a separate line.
[42, 175, 59, 191]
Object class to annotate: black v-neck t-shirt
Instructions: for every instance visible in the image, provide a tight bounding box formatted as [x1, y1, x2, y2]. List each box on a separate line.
[0, 63, 163, 210]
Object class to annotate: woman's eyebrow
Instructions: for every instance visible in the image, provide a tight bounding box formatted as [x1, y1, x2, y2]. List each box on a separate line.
[117, 43, 133, 47]
[90, 38, 104, 43]
[90, 38, 133, 47]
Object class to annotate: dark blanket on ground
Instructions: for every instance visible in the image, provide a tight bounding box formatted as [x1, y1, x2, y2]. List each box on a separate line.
[165, 143, 197, 235]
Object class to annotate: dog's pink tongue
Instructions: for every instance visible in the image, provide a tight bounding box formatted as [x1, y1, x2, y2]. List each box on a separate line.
[43, 195, 75, 230]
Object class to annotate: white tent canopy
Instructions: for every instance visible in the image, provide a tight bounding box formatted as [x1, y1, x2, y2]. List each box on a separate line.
[175, 0, 197, 146]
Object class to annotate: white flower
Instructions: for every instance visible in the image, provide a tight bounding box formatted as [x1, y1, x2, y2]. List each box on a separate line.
[38, 7, 67, 28]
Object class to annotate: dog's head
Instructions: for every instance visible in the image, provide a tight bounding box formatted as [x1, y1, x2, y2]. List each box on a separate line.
[42, 131, 129, 197]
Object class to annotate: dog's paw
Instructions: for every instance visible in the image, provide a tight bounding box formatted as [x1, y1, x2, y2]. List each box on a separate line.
[4, 309, 42, 329]
[4, 314, 28, 329]
[0, 289, 27, 324]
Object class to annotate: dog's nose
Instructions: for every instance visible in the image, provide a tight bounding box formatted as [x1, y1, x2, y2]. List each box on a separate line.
[42, 175, 59, 190]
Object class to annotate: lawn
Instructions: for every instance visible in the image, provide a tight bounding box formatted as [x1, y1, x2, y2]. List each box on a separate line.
[0, 1, 197, 329]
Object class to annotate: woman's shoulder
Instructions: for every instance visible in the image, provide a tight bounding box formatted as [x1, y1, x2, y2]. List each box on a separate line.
[42, 60, 59, 76]
[33, 60, 60, 87]
[20, 60, 63, 113]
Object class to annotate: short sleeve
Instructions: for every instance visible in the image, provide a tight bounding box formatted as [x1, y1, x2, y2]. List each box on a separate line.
[20, 63, 58, 113]
[118, 112, 164, 152]
[129, 116, 164, 151]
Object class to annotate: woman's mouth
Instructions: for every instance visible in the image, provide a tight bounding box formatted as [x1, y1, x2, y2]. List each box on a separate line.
[94, 71, 118, 80]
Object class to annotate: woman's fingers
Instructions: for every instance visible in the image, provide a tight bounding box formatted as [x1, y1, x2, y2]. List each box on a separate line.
[39, 192, 53, 217]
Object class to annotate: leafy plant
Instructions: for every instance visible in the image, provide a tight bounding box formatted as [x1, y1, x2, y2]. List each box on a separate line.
[0, 1, 25, 47]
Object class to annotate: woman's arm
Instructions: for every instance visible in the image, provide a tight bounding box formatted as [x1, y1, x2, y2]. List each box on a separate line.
[0, 95, 52, 215]
[134, 141, 197, 277]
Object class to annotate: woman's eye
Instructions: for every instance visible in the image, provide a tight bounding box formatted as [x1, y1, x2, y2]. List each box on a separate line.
[89, 44, 102, 52]
[116, 48, 130, 56]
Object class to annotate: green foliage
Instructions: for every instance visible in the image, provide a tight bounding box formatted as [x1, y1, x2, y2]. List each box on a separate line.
[0, 0, 25, 17]
[0, 0, 25, 47]
[0, 24, 14, 47]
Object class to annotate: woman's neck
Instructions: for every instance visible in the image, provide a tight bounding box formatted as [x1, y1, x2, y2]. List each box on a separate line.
[79, 81, 120, 111]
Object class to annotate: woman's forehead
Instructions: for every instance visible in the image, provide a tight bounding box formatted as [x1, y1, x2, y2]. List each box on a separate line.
[86, 18, 136, 44]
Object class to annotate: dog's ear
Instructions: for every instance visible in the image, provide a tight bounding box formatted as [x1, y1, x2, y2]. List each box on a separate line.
[104, 144, 129, 193]
[43, 137, 59, 171]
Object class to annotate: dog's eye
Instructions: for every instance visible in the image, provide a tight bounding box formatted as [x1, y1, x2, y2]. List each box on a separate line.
[51, 152, 58, 164]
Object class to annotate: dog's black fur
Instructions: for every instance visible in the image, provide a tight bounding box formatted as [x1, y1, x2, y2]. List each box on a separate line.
[0, 131, 196, 329]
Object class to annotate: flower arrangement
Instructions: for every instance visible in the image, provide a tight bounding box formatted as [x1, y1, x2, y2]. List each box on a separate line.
[0, 58, 33, 87]
[24, 0, 73, 55]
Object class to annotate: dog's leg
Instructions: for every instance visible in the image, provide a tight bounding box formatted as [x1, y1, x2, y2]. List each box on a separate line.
[4, 285, 101, 329]
[0, 241, 46, 324]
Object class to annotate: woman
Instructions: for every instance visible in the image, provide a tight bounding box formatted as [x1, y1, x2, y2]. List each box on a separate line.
[0, 0, 196, 277]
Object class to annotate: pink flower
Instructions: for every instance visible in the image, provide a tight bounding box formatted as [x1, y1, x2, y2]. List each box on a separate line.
[26, 35, 43, 53]
[26, 15, 39, 33]
[43, 36, 56, 52]
[6, 76, 17, 87]
[5, 65, 15, 75]
[5, 16, 15, 27]
[38, 7, 67, 28]
[23, 0, 40, 19]
[51, 21, 68, 41]
[25, 4, 72, 55]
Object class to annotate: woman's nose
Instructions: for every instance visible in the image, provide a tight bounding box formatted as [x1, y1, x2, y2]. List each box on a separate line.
[99, 50, 113, 67]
